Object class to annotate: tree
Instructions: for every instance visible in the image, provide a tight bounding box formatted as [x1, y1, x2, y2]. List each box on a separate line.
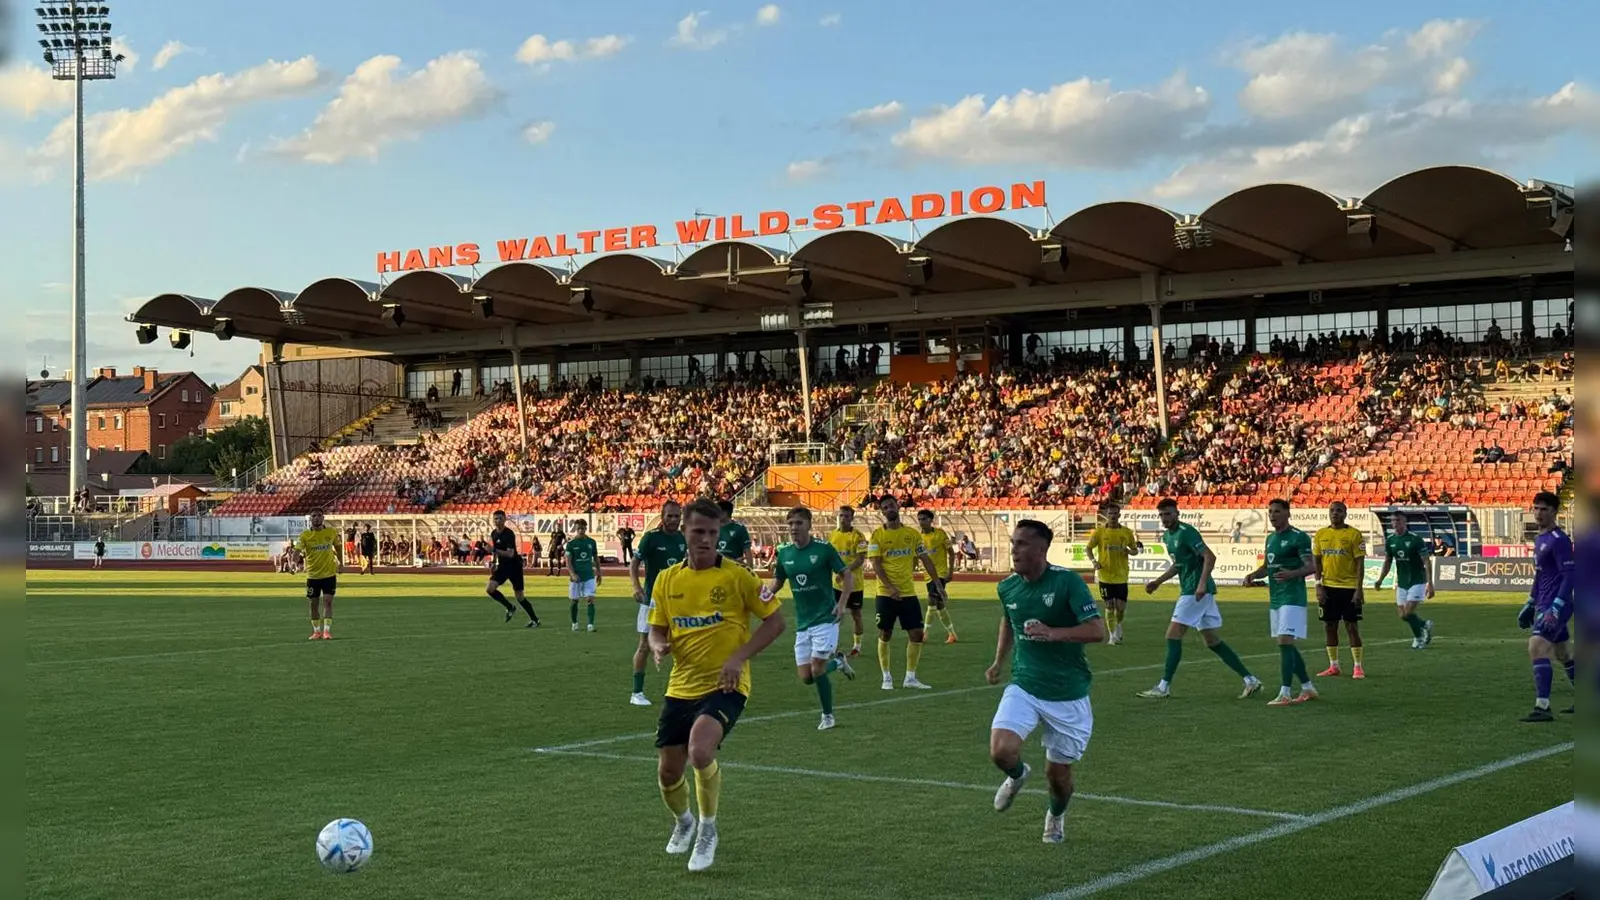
[133, 416, 272, 478]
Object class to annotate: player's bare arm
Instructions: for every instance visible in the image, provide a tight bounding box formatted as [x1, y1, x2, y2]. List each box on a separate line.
[1197, 548, 1217, 594]
[1352, 546, 1366, 603]
[630, 552, 646, 603]
[648, 623, 673, 666]
[835, 569, 855, 618]
[1144, 562, 1179, 593]
[1022, 617, 1107, 644]
[717, 612, 786, 692]
[1275, 560, 1316, 582]
[1243, 563, 1268, 587]
[873, 557, 898, 599]
[985, 614, 1014, 685]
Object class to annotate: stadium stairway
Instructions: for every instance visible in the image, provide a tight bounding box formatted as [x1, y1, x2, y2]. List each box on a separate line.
[342, 397, 486, 445]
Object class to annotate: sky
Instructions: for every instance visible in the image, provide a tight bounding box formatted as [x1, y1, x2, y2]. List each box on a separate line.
[1, 0, 1595, 384]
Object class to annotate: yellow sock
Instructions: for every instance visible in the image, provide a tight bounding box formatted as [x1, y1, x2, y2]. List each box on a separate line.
[1352, 647, 1364, 666]
[1108, 608, 1120, 631]
[938, 608, 954, 630]
[310, 618, 319, 631]
[1326, 646, 1340, 665]
[322, 617, 332, 632]
[660, 775, 690, 817]
[853, 633, 862, 651]
[906, 639, 923, 675]
[694, 760, 721, 820]
[877, 638, 892, 675]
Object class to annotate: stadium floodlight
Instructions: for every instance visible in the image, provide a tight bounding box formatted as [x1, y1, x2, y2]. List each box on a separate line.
[570, 286, 594, 313]
[1345, 214, 1377, 249]
[472, 294, 494, 319]
[38, 1, 124, 500]
[1038, 241, 1067, 269]
[380, 305, 406, 328]
[212, 319, 236, 340]
[134, 323, 157, 344]
[904, 256, 932, 286]
[169, 330, 191, 350]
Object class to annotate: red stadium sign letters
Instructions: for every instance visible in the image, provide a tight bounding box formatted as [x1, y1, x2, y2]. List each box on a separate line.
[374, 181, 1048, 274]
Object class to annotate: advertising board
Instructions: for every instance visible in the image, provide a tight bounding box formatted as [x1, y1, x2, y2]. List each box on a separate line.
[1433, 557, 1536, 592]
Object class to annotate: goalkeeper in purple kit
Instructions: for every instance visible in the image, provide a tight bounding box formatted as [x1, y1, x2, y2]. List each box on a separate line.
[1518, 491, 1575, 722]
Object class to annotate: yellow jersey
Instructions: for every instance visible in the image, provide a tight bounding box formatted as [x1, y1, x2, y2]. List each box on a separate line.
[296, 528, 342, 580]
[921, 527, 952, 579]
[868, 524, 926, 595]
[649, 558, 780, 699]
[828, 528, 868, 590]
[1085, 526, 1139, 585]
[1312, 525, 1366, 588]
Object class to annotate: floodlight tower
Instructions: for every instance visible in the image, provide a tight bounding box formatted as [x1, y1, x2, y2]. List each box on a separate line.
[36, 2, 124, 499]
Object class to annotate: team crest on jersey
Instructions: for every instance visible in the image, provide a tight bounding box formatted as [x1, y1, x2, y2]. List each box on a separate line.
[795, 574, 808, 587]
[1042, 593, 1055, 607]
[809, 554, 818, 564]
[709, 586, 728, 608]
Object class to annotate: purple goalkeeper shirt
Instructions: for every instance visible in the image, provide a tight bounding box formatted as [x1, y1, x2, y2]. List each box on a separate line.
[1531, 527, 1574, 612]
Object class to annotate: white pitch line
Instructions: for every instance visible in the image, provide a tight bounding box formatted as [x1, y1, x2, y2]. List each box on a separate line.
[1033, 742, 1575, 900]
[534, 748, 1307, 821]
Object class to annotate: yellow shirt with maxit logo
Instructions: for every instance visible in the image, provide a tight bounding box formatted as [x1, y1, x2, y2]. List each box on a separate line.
[921, 527, 952, 579]
[296, 528, 342, 580]
[649, 558, 781, 699]
[1312, 525, 1366, 588]
[828, 528, 868, 591]
[869, 524, 926, 596]
[1085, 526, 1138, 585]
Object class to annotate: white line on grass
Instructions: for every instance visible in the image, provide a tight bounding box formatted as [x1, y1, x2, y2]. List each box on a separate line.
[534, 748, 1308, 821]
[1032, 742, 1574, 900]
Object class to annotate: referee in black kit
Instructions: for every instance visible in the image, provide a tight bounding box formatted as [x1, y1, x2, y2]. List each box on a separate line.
[487, 510, 540, 628]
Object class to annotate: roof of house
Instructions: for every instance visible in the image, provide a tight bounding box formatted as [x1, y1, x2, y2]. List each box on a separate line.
[27, 472, 218, 497]
[211, 366, 264, 404]
[26, 370, 206, 411]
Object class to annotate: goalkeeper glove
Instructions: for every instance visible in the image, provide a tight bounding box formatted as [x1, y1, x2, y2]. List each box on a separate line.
[1517, 598, 1536, 630]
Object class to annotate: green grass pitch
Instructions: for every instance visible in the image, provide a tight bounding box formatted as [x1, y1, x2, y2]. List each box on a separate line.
[27, 569, 1574, 900]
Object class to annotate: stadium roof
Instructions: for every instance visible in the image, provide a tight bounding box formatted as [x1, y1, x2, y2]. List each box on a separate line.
[129, 165, 1574, 356]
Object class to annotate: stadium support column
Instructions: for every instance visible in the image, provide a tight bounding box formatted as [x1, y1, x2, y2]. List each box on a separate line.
[510, 347, 529, 453]
[1146, 285, 1170, 440]
[797, 328, 813, 440]
[265, 344, 289, 469]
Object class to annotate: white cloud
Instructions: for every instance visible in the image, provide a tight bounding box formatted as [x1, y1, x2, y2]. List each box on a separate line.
[891, 72, 1209, 167]
[756, 4, 781, 26]
[521, 120, 555, 144]
[670, 11, 731, 50]
[0, 64, 72, 118]
[819, 13, 841, 26]
[515, 33, 631, 69]
[786, 159, 825, 181]
[112, 38, 139, 71]
[28, 57, 326, 181]
[844, 100, 904, 129]
[152, 41, 192, 71]
[273, 52, 500, 165]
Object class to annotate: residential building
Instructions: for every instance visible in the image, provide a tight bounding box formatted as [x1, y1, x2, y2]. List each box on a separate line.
[24, 366, 215, 467]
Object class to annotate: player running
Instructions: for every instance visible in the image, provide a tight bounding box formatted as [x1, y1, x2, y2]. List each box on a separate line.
[869, 496, 942, 690]
[827, 505, 869, 657]
[297, 511, 342, 640]
[487, 510, 540, 628]
[1313, 501, 1367, 678]
[767, 506, 856, 730]
[987, 519, 1106, 845]
[566, 519, 601, 632]
[716, 500, 753, 567]
[630, 501, 687, 707]
[1136, 498, 1262, 699]
[649, 498, 786, 872]
[1519, 491, 1575, 722]
[1084, 502, 1141, 644]
[917, 509, 959, 643]
[1243, 499, 1319, 705]
[1372, 512, 1434, 649]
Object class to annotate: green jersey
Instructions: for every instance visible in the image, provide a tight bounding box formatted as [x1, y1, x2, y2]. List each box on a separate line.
[774, 539, 847, 629]
[1384, 532, 1430, 589]
[566, 536, 599, 580]
[1162, 522, 1216, 597]
[717, 521, 751, 561]
[998, 565, 1101, 702]
[636, 528, 687, 600]
[1263, 527, 1313, 609]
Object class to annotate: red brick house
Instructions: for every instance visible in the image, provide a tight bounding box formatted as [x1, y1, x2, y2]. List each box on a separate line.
[25, 367, 215, 467]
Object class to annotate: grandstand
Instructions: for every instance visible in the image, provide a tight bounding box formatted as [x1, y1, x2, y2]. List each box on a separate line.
[98, 165, 1574, 559]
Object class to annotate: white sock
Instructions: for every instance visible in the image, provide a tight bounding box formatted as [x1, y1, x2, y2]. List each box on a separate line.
[1536, 698, 1550, 710]
[1156, 680, 1170, 692]
[699, 815, 716, 826]
[1302, 680, 1315, 692]
[1278, 687, 1292, 698]
[905, 671, 917, 679]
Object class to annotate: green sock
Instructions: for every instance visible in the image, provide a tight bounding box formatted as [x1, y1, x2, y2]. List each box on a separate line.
[569, 601, 578, 624]
[632, 671, 645, 694]
[1279, 644, 1296, 690]
[1208, 641, 1254, 679]
[1048, 794, 1070, 817]
[1292, 646, 1310, 683]
[816, 672, 834, 715]
[826, 657, 841, 674]
[586, 602, 596, 626]
[1163, 638, 1183, 683]
[1403, 613, 1425, 638]
[1004, 762, 1026, 780]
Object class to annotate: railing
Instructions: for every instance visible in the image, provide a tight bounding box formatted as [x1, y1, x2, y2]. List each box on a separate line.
[217, 457, 274, 493]
[766, 442, 833, 465]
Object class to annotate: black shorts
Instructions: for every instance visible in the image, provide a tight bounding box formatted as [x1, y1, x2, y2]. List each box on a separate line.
[926, 577, 951, 609]
[875, 595, 925, 633]
[1100, 582, 1129, 603]
[655, 691, 747, 748]
[491, 562, 524, 592]
[838, 589, 864, 611]
[306, 576, 337, 599]
[1319, 587, 1362, 623]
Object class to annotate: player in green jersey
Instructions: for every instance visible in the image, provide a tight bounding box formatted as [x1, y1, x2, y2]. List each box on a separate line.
[565, 519, 602, 632]
[1372, 511, 1435, 649]
[1243, 499, 1320, 705]
[765, 506, 857, 730]
[1137, 498, 1262, 700]
[986, 519, 1106, 845]
[716, 500, 753, 567]
[629, 501, 688, 706]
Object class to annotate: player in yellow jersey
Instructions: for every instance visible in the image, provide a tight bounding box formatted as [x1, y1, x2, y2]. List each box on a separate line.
[916, 509, 959, 643]
[1312, 501, 1367, 679]
[868, 496, 942, 690]
[1084, 503, 1142, 645]
[648, 499, 786, 873]
[296, 511, 343, 640]
[827, 505, 870, 657]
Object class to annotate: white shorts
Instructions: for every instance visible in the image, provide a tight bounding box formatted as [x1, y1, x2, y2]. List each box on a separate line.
[569, 578, 597, 600]
[1395, 584, 1428, 604]
[990, 684, 1093, 765]
[1269, 605, 1308, 639]
[636, 602, 653, 634]
[1171, 593, 1223, 630]
[793, 623, 841, 665]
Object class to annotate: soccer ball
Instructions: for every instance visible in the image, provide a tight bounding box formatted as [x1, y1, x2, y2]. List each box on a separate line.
[315, 818, 373, 873]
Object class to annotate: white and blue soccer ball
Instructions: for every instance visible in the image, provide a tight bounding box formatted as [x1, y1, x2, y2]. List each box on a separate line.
[315, 818, 373, 873]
